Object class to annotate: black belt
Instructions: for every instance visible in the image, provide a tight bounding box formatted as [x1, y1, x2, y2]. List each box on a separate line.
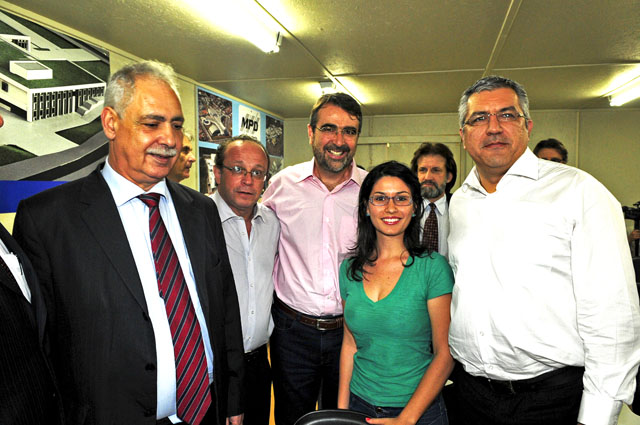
[461, 364, 584, 395]
[274, 297, 343, 330]
[244, 343, 267, 362]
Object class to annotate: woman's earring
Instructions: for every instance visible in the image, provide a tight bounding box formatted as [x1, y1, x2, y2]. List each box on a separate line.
[412, 213, 416, 217]
[366, 212, 370, 217]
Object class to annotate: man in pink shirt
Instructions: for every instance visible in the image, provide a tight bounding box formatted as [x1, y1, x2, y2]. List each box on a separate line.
[262, 93, 367, 425]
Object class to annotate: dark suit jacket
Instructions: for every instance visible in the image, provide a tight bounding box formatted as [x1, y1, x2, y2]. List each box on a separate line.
[13, 169, 244, 425]
[0, 223, 63, 425]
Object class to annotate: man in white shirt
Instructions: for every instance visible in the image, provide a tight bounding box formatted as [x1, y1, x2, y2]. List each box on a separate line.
[409, 142, 457, 257]
[212, 136, 280, 425]
[448, 75, 640, 425]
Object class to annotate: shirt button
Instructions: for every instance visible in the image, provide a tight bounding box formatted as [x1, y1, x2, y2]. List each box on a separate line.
[479, 331, 484, 336]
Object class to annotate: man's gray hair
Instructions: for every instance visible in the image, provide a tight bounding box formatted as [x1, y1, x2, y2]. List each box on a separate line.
[458, 75, 530, 128]
[104, 60, 180, 116]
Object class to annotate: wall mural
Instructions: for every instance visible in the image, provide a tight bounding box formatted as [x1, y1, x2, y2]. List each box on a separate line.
[0, 10, 110, 213]
[196, 86, 283, 195]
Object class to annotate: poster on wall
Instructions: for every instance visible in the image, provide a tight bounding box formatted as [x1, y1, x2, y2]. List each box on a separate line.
[197, 88, 232, 141]
[198, 145, 219, 196]
[0, 10, 110, 213]
[238, 104, 261, 139]
[195, 85, 284, 194]
[266, 115, 284, 175]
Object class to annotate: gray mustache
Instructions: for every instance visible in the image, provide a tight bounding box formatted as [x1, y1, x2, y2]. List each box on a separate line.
[147, 146, 177, 157]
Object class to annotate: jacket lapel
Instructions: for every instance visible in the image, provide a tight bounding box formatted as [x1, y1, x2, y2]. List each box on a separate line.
[80, 170, 149, 314]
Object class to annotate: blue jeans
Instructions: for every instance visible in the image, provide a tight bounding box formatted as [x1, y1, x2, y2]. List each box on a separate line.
[270, 303, 343, 425]
[349, 392, 449, 425]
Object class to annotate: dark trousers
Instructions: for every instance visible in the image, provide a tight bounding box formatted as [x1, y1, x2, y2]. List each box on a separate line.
[349, 392, 448, 425]
[452, 362, 583, 425]
[270, 303, 343, 425]
[243, 344, 272, 425]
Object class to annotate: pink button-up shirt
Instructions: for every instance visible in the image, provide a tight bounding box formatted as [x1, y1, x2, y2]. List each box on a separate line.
[262, 159, 367, 316]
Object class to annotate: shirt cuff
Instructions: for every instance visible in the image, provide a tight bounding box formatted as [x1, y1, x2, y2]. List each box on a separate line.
[577, 391, 623, 425]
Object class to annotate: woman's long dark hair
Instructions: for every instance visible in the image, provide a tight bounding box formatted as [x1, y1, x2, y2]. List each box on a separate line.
[347, 160, 426, 281]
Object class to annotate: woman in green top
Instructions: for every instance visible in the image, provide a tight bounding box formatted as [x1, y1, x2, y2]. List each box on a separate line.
[338, 161, 454, 425]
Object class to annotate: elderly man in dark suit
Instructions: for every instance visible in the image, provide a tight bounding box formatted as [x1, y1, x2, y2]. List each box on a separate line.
[13, 61, 244, 425]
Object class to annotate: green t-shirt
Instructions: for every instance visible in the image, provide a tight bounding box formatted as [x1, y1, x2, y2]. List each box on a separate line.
[339, 253, 454, 407]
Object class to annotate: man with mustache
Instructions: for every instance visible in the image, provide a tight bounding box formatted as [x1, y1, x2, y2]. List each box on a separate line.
[410, 142, 457, 257]
[211, 136, 280, 425]
[262, 93, 367, 425]
[13, 61, 245, 425]
[167, 130, 197, 183]
[448, 75, 640, 425]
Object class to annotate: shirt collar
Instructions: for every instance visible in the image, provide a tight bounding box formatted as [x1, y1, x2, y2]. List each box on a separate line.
[212, 190, 261, 223]
[462, 148, 539, 193]
[101, 157, 169, 206]
[295, 157, 366, 188]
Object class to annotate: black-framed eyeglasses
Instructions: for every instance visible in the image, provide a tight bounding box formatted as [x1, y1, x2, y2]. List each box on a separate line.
[368, 194, 413, 206]
[221, 164, 267, 180]
[315, 124, 359, 138]
[464, 111, 526, 127]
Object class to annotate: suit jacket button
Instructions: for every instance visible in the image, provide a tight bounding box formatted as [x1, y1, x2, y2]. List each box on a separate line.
[144, 408, 155, 417]
[142, 312, 150, 321]
[145, 363, 156, 371]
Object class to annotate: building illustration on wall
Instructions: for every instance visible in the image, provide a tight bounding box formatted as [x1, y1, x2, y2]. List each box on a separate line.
[0, 14, 106, 122]
[0, 11, 110, 213]
[0, 10, 110, 213]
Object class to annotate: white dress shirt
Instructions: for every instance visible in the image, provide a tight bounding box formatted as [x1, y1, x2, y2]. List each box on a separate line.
[419, 195, 450, 258]
[448, 148, 640, 425]
[102, 161, 214, 423]
[0, 238, 31, 302]
[212, 192, 280, 352]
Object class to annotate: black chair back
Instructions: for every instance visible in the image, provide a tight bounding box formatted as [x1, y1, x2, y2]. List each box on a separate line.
[294, 409, 368, 425]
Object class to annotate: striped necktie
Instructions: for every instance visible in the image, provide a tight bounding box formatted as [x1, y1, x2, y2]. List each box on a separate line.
[138, 193, 211, 425]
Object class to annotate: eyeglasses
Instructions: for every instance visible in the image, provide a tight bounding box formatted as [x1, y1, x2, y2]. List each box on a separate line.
[368, 194, 413, 207]
[221, 164, 267, 180]
[464, 111, 526, 127]
[314, 124, 359, 139]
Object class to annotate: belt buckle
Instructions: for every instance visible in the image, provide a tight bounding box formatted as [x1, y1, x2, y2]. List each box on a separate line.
[315, 318, 331, 330]
[489, 379, 516, 395]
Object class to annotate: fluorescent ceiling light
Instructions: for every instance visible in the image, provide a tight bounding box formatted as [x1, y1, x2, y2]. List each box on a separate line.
[183, 0, 283, 53]
[608, 76, 640, 106]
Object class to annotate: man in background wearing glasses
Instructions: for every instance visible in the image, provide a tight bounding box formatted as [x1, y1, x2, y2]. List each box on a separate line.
[211, 136, 280, 425]
[447, 75, 640, 425]
[262, 93, 367, 425]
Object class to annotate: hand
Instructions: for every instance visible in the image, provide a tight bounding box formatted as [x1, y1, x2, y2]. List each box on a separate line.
[226, 414, 244, 425]
[366, 416, 413, 425]
[629, 229, 640, 242]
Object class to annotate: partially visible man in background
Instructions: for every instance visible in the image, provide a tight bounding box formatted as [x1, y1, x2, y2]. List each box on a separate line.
[0, 111, 63, 425]
[533, 138, 568, 164]
[167, 130, 197, 182]
[410, 142, 457, 257]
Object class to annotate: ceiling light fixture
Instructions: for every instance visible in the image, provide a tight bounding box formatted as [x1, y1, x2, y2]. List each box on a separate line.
[183, 0, 283, 53]
[608, 76, 640, 106]
[319, 80, 336, 95]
